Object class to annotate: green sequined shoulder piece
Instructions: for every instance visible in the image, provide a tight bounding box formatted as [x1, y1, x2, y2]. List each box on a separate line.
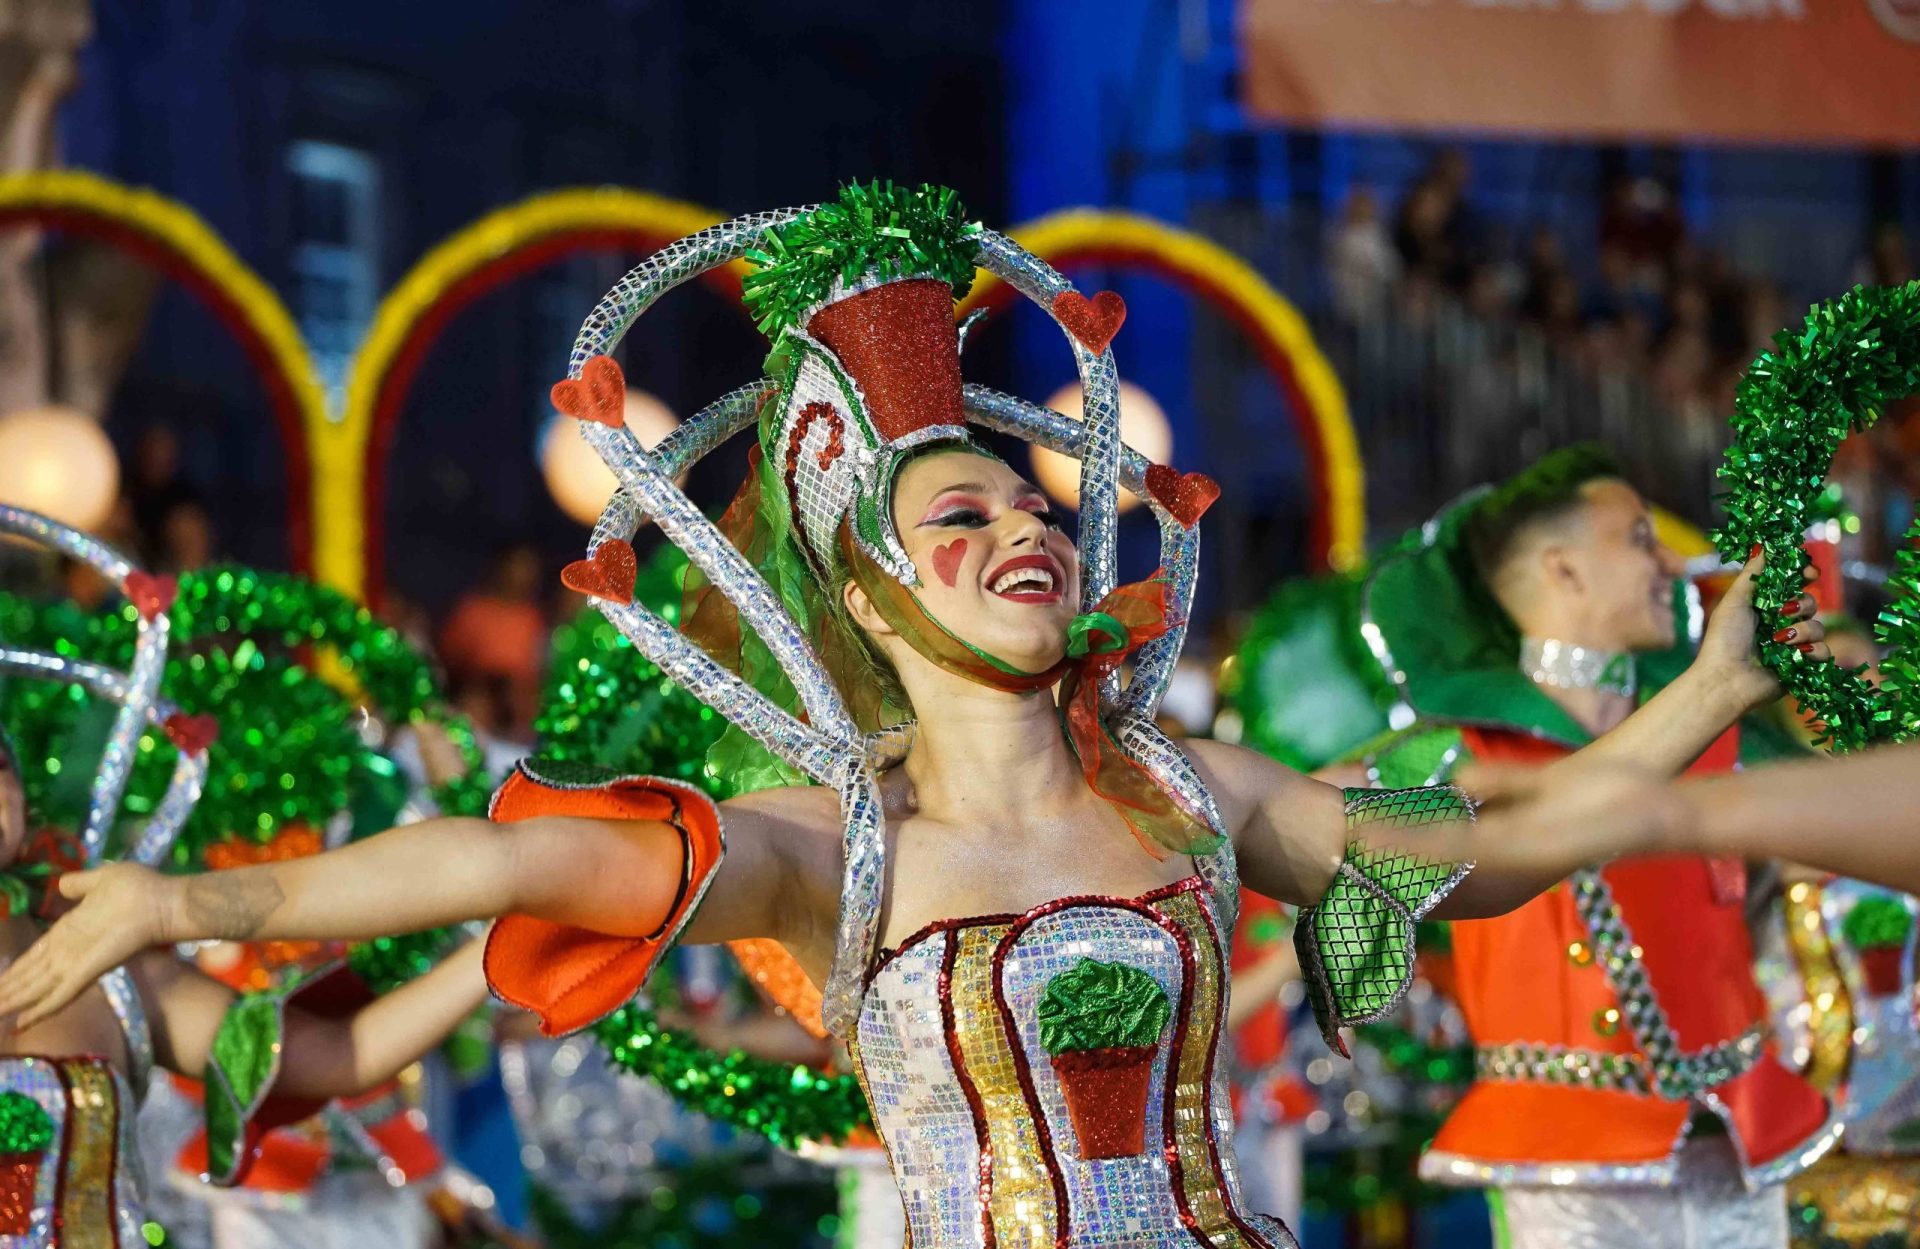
[1356, 725, 1468, 790]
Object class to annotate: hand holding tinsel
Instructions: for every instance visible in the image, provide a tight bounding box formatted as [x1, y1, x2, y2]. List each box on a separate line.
[1712, 281, 1920, 750]
[1690, 551, 1829, 715]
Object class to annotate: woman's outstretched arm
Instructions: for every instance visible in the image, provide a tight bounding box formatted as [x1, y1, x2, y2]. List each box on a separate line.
[0, 794, 818, 1030]
[1456, 743, 1920, 896]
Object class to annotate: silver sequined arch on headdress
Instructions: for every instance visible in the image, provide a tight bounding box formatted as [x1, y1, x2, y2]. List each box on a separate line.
[559, 207, 1237, 1036]
[0, 505, 208, 867]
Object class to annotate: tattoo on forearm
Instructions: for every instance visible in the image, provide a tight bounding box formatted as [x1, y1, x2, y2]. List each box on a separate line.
[183, 871, 285, 940]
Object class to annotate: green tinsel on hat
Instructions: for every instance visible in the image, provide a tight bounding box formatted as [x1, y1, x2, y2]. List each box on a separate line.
[741, 180, 980, 338]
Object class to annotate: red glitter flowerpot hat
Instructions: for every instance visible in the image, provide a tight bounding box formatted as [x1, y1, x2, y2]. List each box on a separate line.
[743, 183, 982, 585]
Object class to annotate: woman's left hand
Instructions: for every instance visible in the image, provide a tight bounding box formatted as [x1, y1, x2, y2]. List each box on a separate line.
[1694, 553, 1827, 715]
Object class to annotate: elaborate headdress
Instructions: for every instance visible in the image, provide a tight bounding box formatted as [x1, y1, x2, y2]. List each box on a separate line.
[0, 504, 209, 866]
[547, 182, 1234, 1036]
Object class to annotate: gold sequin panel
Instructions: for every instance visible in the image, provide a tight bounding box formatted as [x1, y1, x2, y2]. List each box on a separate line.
[953, 922, 1060, 1249]
[58, 1058, 122, 1249]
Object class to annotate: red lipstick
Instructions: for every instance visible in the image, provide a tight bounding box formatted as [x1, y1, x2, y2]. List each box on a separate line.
[984, 553, 1064, 604]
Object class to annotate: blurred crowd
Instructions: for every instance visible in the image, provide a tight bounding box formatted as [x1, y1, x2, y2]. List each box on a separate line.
[1328, 151, 1920, 562]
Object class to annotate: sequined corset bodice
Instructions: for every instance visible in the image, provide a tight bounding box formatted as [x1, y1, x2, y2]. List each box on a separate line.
[0, 968, 149, 1248]
[849, 876, 1294, 1249]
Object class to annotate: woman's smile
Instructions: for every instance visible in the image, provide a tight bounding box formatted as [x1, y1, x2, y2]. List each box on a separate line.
[986, 553, 1064, 604]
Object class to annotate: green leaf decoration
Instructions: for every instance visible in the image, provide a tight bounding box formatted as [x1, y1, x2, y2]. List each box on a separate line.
[1841, 893, 1915, 952]
[740, 181, 980, 338]
[1037, 958, 1171, 1055]
[0, 1090, 54, 1155]
[1713, 281, 1920, 751]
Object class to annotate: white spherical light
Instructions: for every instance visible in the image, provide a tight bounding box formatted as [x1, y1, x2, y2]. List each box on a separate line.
[0, 406, 120, 530]
[1031, 380, 1172, 513]
[541, 388, 681, 526]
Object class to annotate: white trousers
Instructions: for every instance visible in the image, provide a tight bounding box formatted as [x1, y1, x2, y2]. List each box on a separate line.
[1495, 1138, 1787, 1249]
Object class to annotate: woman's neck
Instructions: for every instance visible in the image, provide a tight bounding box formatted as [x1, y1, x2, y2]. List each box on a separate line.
[900, 680, 1086, 825]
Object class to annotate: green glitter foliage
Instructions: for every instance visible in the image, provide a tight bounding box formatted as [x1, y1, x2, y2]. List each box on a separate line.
[0, 566, 490, 860]
[741, 181, 979, 338]
[1037, 958, 1171, 1055]
[0, 566, 482, 992]
[0, 1091, 54, 1155]
[1841, 894, 1915, 952]
[1714, 282, 1920, 751]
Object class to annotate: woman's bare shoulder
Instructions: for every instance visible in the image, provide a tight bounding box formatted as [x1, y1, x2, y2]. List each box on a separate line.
[720, 782, 843, 833]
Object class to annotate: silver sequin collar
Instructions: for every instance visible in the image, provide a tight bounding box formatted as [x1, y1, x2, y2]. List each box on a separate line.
[1520, 637, 1637, 700]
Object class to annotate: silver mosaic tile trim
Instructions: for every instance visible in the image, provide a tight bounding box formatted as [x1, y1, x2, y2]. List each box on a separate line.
[1474, 1026, 1768, 1097]
[1419, 1147, 1681, 1189]
[1568, 868, 1758, 1101]
[0, 552, 207, 873]
[567, 209, 812, 374]
[97, 964, 153, 1099]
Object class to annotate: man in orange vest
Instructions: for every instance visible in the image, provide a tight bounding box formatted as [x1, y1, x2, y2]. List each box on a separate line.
[1358, 445, 1834, 1248]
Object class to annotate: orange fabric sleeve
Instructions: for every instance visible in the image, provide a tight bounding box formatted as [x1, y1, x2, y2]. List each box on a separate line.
[482, 767, 725, 1036]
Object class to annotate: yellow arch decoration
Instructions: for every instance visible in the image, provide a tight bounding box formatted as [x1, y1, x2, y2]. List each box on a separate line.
[318, 195, 1367, 596]
[317, 188, 735, 597]
[0, 169, 327, 563]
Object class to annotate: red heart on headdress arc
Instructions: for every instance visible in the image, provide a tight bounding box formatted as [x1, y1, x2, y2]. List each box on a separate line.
[1145, 464, 1220, 529]
[124, 572, 178, 621]
[164, 712, 219, 755]
[550, 354, 627, 428]
[561, 539, 638, 605]
[1052, 290, 1127, 355]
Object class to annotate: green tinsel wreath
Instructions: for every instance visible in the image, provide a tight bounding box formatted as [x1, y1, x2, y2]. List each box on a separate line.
[1714, 282, 1920, 751]
[537, 547, 871, 1146]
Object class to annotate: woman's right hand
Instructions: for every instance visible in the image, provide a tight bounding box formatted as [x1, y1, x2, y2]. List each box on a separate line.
[0, 863, 176, 1029]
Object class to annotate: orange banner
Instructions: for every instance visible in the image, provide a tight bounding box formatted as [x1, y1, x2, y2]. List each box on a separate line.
[1240, 0, 1920, 147]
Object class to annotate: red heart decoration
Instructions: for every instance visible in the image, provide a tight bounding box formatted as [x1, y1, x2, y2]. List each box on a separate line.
[1144, 464, 1220, 529]
[163, 712, 219, 755]
[124, 572, 178, 621]
[930, 539, 968, 588]
[549, 354, 627, 428]
[1052, 290, 1127, 355]
[561, 539, 638, 605]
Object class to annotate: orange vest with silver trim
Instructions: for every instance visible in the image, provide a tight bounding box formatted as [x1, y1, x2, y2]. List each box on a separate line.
[1420, 725, 1836, 1188]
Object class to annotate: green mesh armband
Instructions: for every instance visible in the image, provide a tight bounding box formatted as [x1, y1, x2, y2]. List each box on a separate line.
[1295, 786, 1473, 1056]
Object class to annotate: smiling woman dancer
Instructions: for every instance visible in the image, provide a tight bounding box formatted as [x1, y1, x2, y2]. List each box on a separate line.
[0, 185, 1836, 1247]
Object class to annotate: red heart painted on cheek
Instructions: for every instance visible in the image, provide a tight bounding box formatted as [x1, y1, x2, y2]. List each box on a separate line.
[930, 539, 968, 588]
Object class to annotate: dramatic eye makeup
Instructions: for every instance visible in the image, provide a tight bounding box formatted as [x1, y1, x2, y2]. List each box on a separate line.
[917, 486, 993, 528]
